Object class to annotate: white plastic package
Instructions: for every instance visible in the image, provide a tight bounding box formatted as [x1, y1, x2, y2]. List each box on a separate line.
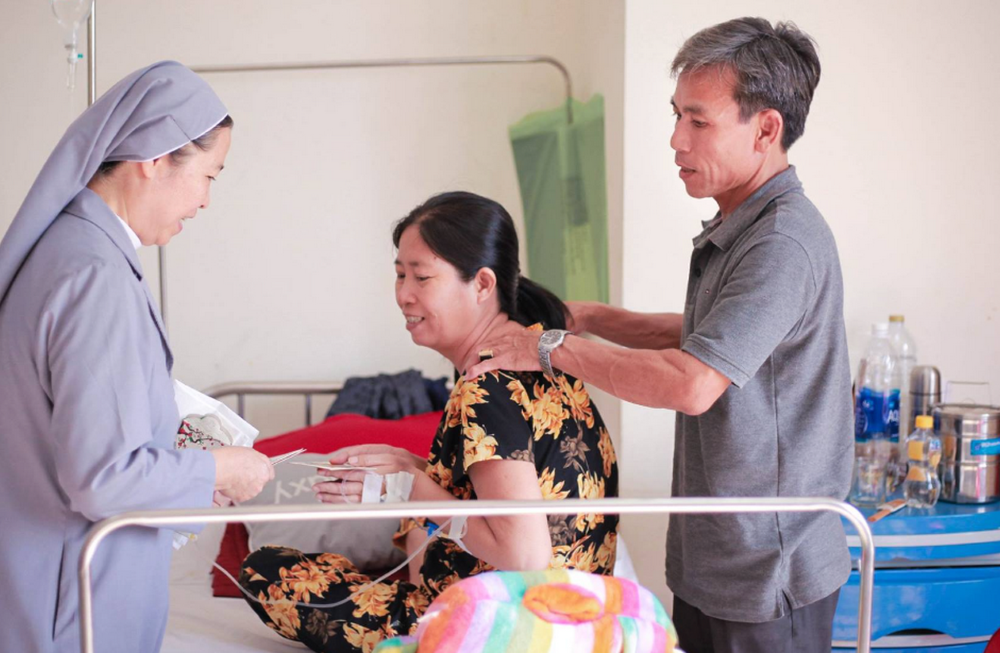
[172, 380, 260, 549]
[173, 380, 259, 449]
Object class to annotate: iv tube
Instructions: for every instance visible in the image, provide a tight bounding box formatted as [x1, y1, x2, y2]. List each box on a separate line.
[51, 0, 93, 91]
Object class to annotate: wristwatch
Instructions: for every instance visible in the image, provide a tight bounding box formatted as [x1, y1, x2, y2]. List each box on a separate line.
[538, 329, 572, 378]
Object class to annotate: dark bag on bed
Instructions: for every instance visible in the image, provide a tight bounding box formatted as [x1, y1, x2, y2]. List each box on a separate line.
[326, 369, 448, 420]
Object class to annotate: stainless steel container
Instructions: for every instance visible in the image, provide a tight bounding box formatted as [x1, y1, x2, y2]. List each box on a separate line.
[934, 403, 1000, 503]
[909, 365, 941, 433]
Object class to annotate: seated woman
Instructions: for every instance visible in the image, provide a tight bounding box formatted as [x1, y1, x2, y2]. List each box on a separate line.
[239, 191, 619, 653]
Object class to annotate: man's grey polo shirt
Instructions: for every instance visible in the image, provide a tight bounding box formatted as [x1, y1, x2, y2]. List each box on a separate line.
[667, 166, 854, 623]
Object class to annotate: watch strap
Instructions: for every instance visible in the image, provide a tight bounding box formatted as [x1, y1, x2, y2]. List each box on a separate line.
[538, 329, 571, 378]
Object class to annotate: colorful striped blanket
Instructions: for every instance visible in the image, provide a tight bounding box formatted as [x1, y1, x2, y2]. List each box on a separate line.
[375, 569, 677, 653]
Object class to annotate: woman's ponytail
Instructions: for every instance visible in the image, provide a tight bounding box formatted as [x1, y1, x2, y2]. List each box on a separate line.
[514, 276, 568, 330]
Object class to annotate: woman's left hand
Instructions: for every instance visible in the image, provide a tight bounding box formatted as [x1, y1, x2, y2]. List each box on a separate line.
[313, 444, 422, 504]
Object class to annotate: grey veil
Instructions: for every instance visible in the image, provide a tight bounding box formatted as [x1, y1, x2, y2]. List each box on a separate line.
[0, 60, 227, 306]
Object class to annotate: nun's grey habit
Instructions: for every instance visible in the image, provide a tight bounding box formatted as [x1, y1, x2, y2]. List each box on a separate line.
[0, 61, 226, 653]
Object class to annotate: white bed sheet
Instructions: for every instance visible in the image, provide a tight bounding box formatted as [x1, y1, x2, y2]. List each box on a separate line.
[163, 523, 304, 652]
[162, 523, 640, 653]
[163, 582, 304, 653]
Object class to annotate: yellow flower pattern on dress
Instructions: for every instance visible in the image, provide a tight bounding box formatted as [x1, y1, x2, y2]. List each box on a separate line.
[575, 471, 607, 531]
[549, 539, 599, 573]
[349, 581, 395, 619]
[444, 378, 490, 428]
[559, 375, 596, 428]
[549, 544, 572, 570]
[343, 623, 385, 653]
[426, 459, 453, 489]
[462, 422, 501, 466]
[524, 381, 569, 441]
[538, 466, 571, 500]
[315, 552, 355, 572]
[596, 531, 618, 571]
[404, 588, 430, 615]
[260, 583, 300, 639]
[577, 471, 606, 499]
[244, 567, 266, 583]
[507, 379, 531, 413]
[568, 540, 599, 572]
[278, 561, 330, 603]
[598, 426, 617, 478]
[237, 325, 618, 653]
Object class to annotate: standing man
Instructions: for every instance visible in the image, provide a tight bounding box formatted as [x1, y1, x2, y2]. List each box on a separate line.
[468, 17, 853, 652]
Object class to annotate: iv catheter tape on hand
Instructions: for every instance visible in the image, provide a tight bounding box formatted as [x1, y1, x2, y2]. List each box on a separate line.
[384, 472, 414, 503]
[360, 471, 415, 504]
[361, 473, 383, 504]
[446, 515, 470, 553]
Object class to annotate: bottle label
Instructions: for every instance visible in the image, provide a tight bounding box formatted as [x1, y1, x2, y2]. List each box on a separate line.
[886, 389, 900, 443]
[855, 387, 892, 441]
[970, 439, 1000, 456]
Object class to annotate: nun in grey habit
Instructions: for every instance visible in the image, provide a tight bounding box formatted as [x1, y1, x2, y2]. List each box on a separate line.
[0, 61, 271, 652]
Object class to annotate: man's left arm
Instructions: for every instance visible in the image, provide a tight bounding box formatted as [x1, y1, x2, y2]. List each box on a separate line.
[467, 330, 730, 415]
[556, 337, 731, 414]
[468, 232, 816, 415]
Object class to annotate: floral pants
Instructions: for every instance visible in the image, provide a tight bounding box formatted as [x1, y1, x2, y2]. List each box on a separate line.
[239, 546, 431, 653]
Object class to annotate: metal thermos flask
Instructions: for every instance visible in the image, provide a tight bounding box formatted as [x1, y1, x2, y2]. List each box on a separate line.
[909, 366, 941, 433]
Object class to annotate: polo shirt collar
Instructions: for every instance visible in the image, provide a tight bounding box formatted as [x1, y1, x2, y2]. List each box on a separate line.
[692, 165, 803, 252]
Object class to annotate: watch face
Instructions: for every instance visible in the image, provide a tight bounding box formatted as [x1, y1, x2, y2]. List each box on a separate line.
[540, 331, 559, 347]
[540, 330, 566, 348]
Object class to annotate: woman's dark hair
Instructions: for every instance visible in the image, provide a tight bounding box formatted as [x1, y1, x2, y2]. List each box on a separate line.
[95, 114, 234, 177]
[392, 191, 568, 330]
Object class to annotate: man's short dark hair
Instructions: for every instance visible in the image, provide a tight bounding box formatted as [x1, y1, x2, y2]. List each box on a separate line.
[671, 17, 820, 151]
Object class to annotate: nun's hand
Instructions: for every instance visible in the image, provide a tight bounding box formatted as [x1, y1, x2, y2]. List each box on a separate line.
[212, 447, 274, 503]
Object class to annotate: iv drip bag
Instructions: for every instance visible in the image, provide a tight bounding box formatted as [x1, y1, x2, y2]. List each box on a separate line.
[51, 0, 92, 91]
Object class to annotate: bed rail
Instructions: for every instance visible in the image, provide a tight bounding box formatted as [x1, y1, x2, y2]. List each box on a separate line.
[203, 380, 344, 427]
[79, 497, 874, 653]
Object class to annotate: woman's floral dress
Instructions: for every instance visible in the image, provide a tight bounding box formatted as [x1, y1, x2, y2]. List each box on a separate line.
[239, 357, 619, 653]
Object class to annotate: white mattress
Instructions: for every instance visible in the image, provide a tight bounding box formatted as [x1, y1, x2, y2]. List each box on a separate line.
[162, 524, 640, 652]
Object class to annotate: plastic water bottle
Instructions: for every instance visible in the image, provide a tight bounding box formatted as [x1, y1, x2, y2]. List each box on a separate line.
[851, 324, 897, 506]
[887, 315, 918, 438]
[903, 415, 941, 508]
[882, 323, 906, 494]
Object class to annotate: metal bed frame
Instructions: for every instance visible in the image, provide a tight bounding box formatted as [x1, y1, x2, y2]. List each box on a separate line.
[81, 383, 876, 652]
[203, 380, 345, 428]
[79, 497, 875, 653]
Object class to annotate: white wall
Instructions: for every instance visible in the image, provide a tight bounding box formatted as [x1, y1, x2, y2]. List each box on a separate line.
[1, 0, 624, 437]
[621, 0, 1000, 608]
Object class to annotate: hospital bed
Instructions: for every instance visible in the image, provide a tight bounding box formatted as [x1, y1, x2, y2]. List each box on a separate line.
[162, 381, 639, 652]
[77, 381, 876, 653]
